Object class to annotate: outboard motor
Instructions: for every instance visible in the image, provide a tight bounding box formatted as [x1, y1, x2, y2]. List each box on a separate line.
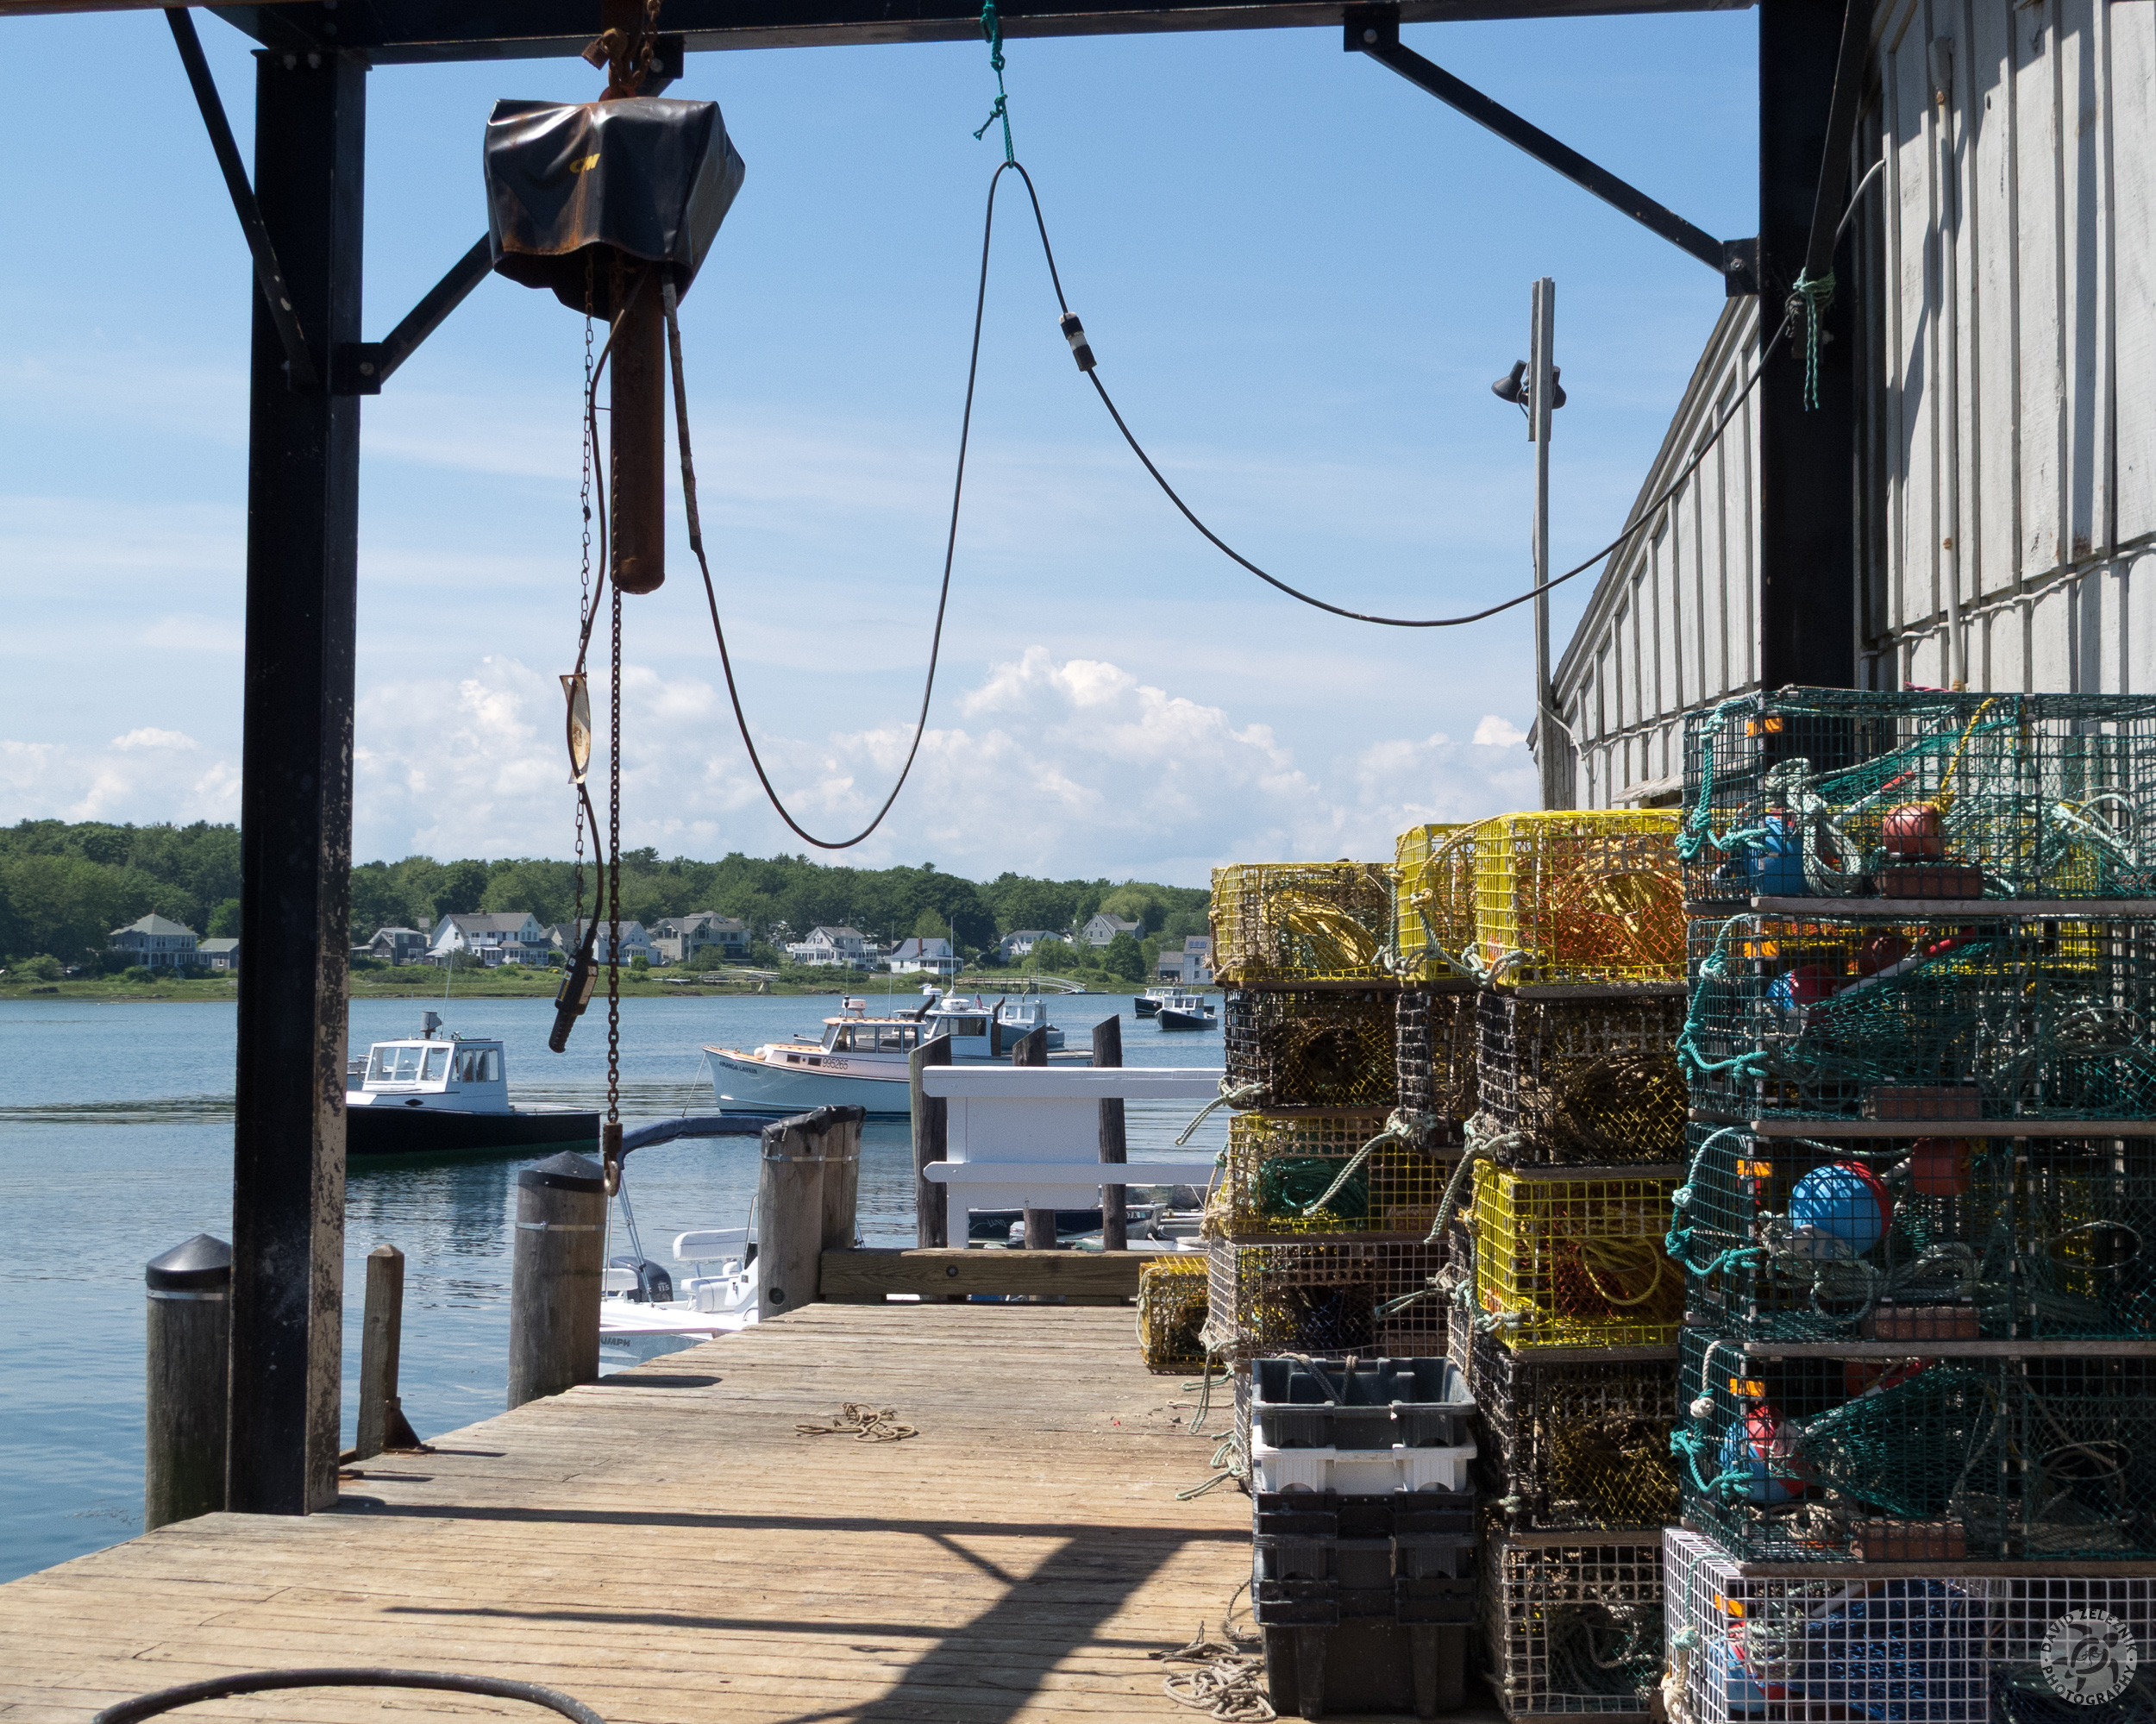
[608, 1255, 673, 1304]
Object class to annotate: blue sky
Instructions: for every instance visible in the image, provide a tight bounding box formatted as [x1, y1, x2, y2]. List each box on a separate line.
[0, 5, 1756, 885]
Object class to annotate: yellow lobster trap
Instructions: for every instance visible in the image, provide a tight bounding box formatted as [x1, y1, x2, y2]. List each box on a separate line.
[1204, 1109, 1456, 1239]
[1211, 860, 1397, 985]
[1473, 810, 1684, 987]
[1469, 1161, 1683, 1349]
[1394, 822, 1481, 981]
[1137, 1253, 1211, 1374]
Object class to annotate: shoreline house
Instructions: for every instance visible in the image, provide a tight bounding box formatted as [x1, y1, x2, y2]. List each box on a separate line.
[364, 927, 429, 967]
[650, 912, 749, 968]
[431, 912, 551, 968]
[998, 930, 1052, 964]
[1154, 936, 1213, 986]
[785, 925, 869, 969]
[108, 913, 199, 969]
[1078, 912, 1142, 948]
[546, 918, 654, 967]
[197, 937, 241, 973]
[887, 937, 958, 978]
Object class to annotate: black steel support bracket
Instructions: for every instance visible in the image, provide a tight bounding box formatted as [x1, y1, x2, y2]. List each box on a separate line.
[1802, 0, 1877, 281]
[167, 7, 320, 392]
[1344, 3, 1755, 296]
[332, 235, 495, 396]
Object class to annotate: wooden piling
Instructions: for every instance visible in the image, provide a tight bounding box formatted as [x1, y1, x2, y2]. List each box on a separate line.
[506, 1152, 604, 1410]
[909, 1036, 952, 1249]
[817, 1107, 865, 1253]
[1011, 1027, 1056, 1249]
[353, 1244, 421, 1460]
[144, 1234, 230, 1533]
[1094, 1014, 1128, 1251]
[757, 1108, 858, 1316]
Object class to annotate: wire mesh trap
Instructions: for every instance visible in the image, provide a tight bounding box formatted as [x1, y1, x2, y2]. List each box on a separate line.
[1485, 1534, 1664, 1716]
[1470, 1162, 1683, 1349]
[1682, 913, 2156, 1124]
[1664, 1528, 1993, 1724]
[1473, 812, 1686, 987]
[1138, 1252, 1211, 1373]
[1671, 1125, 2156, 1345]
[1674, 1333, 2156, 1563]
[1225, 987, 1398, 1111]
[1680, 690, 2156, 906]
[1478, 991, 1689, 1163]
[1202, 1237, 1451, 1365]
[1396, 822, 1482, 982]
[1213, 861, 1399, 985]
[1451, 1326, 1680, 1532]
[1205, 1110, 1456, 1239]
[1398, 987, 1480, 1127]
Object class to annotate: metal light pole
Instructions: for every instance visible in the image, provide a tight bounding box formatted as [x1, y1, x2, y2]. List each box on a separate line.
[1529, 278, 1561, 810]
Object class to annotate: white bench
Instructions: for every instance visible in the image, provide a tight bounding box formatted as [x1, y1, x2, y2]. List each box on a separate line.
[918, 1064, 1223, 1222]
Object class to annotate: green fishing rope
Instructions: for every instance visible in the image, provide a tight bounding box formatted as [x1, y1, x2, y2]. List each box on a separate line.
[972, 0, 1016, 162]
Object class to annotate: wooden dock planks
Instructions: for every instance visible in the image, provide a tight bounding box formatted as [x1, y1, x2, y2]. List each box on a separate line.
[0, 1305, 1250, 1722]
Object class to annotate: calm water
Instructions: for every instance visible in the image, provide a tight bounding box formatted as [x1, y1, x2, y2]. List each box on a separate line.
[0, 989, 1224, 1582]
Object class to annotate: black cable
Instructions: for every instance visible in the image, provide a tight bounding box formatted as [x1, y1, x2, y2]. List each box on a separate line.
[92, 1668, 603, 1724]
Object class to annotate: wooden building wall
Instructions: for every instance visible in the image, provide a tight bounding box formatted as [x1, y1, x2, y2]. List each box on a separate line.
[1550, 0, 2153, 808]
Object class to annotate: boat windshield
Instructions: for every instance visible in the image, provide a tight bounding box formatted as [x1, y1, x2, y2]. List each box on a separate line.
[423, 1046, 451, 1081]
[368, 1045, 421, 1082]
[455, 1047, 501, 1082]
[823, 1022, 919, 1053]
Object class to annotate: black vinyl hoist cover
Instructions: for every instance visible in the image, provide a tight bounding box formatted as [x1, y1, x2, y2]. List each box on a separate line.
[484, 97, 746, 317]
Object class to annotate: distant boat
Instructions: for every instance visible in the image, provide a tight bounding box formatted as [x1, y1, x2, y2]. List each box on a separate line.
[1135, 987, 1167, 1019]
[1155, 990, 1217, 1031]
[344, 1012, 599, 1157]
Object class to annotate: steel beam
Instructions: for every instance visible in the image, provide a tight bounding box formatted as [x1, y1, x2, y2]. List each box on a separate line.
[227, 42, 365, 1517]
[1756, 0, 1855, 688]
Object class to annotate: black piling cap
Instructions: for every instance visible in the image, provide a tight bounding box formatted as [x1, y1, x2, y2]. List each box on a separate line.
[518, 1150, 605, 1194]
[146, 1233, 232, 1291]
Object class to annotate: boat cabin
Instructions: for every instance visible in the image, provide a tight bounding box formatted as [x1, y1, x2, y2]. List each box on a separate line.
[348, 1012, 511, 1112]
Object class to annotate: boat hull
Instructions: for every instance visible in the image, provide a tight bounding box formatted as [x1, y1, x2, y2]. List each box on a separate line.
[1156, 1007, 1215, 1031]
[1134, 997, 1160, 1018]
[346, 1102, 601, 1157]
[705, 1048, 913, 1117]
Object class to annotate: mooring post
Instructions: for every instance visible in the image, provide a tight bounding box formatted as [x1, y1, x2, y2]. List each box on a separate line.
[506, 1152, 604, 1409]
[910, 1035, 953, 1248]
[757, 1109, 830, 1316]
[146, 1235, 231, 1533]
[1094, 1014, 1128, 1251]
[818, 1105, 867, 1252]
[1012, 1027, 1056, 1249]
[353, 1244, 420, 1460]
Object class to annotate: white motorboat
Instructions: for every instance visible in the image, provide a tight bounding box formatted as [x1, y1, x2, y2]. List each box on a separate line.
[344, 1011, 599, 1157]
[705, 987, 1075, 1116]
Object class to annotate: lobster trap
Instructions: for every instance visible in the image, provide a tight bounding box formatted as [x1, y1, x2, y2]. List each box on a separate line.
[1478, 990, 1689, 1163]
[1485, 1534, 1664, 1717]
[1675, 1332, 2156, 1564]
[1473, 811, 1686, 987]
[1683, 914, 2156, 1124]
[1137, 1252, 1211, 1373]
[1202, 1237, 1451, 1364]
[1680, 690, 2156, 907]
[1398, 987, 1480, 1127]
[1672, 1125, 2156, 1345]
[1205, 1110, 1456, 1239]
[1664, 1528, 1992, 1724]
[1451, 1326, 1681, 1533]
[1396, 822, 1481, 982]
[1225, 987, 1398, 1110]
[1470, 1162, 1684, 1349]
[1212, 861, 1398, 985]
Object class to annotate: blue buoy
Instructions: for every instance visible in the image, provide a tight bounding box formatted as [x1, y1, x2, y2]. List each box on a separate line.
[1750, 815, 1808, 896]
[1789, 1162, 1891, 1257]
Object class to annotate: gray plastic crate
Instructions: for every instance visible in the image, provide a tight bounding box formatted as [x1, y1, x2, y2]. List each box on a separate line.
[1253, 1354, 1475, 1451]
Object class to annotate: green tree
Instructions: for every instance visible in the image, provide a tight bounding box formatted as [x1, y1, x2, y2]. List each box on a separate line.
[208, 898, 242, 938]
[1101, 931, 1145, 982]
[912, 906, 950, 941]
[435, 859, 490, 916]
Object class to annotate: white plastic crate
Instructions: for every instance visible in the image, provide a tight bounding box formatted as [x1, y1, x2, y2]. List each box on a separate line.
[1250, 1439, 1476, 1496]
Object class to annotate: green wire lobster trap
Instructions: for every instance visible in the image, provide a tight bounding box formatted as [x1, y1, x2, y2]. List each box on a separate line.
[1477, 990, 1689, 1163]
[1683, 913, 2156, 1123]
[1680, 690, 2156, 906]
[1670, 1124, 2156, 1345]
[1397, 987, 1479, 1128]
[1395, 822, 1481, 982]
[1473, 811, 1686, 987]
[1224, 987, 1398, 1110]
[1204, 1110, 1457, 1239]
[1469, 1161, 1684, 1350]
[1201, 1237, 1451, 1365]
[1675, 1332, 2156, 1564]
[1137, 1252, 1211, 1374]
[1451, 1325, 1681, 1533]
[1212, 861, 1399, 985]
[1483, 1534, 1664, 1717]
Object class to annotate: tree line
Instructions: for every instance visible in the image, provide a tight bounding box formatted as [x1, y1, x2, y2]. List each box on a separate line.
[0, 820, 1211, 969]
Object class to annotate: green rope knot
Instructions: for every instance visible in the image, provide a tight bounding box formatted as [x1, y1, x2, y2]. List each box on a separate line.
[972, 0, 1016, 163]
[1791, 270, 1834, 411]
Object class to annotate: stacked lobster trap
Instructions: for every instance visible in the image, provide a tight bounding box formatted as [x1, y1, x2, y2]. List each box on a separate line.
[1666, 688, 2156, 1724]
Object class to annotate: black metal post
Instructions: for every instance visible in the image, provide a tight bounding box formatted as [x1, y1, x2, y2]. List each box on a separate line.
[228, 44, 367, 1517]
[1757, 0, 1858, 689]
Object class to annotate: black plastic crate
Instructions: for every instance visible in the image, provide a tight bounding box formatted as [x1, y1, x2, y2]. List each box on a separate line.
[1253, 1355, 1476, 1451]
[1255, 1488, 1478, 1543]
[1255, 1533, 1476, 1588]
[1254, 1570, 1476, 1628]
[1225, 987, 1398, 1110]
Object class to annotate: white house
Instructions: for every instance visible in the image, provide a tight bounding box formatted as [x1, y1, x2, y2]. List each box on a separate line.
[1155, 936, 1213, 985]
[999, 929, 1052, 962]
[1078, 912, 1142, 949]
[650, 911, 749, 967]
[431, 912, 551, 967]
[786, 925, 869, 968]
[887, 937, 958, 978]
[197, 937, 241, 973]
[108, 913, 199, 969]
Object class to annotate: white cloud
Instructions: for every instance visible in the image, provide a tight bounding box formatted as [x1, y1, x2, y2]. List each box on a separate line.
[0, 733, 235, 824]
[111, 728, 197, 752]
[1473, 714, 1529, 747]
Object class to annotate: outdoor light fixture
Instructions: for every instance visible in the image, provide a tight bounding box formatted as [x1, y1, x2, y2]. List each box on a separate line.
[1490, 359, 1566, 411]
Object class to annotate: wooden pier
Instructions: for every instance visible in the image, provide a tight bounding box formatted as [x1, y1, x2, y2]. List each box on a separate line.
[0, 1305, 1257, 1722]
